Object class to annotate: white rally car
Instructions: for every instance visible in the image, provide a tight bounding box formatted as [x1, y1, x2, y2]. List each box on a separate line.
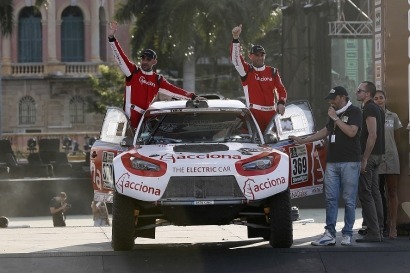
[90, 98, 326, 251]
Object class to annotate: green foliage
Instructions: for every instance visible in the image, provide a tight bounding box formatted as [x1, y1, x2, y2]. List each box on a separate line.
[0, 0, 13, 36]
[0, 0, 48, 36]
[114, 0, 281, 65]
[87, 65, 125, 114]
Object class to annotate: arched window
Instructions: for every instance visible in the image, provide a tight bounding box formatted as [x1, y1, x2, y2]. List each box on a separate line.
[18, 7, 42, 62]
[61, 6, 84, 62]
[19, 96, 36, 125]
[69, 95, 85, 123]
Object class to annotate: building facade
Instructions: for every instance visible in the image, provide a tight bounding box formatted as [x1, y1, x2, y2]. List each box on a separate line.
[0, 0, 130, 137]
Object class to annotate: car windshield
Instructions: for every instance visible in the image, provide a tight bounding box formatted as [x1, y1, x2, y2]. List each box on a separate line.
[136, 110, 261, 144]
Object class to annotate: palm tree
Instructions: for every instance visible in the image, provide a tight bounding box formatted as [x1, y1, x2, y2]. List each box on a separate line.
[114, 0, 281, 92]
[0, 0, 48, 36]
[0, 0, 13, 36]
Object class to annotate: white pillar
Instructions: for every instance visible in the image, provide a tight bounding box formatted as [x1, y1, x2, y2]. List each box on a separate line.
[47, 0, 57, 62]
[90, 0, 101, 62]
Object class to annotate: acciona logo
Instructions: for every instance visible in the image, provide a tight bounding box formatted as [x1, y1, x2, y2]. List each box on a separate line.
[254, 75, 272, 82]
[139, 76, 156, 87]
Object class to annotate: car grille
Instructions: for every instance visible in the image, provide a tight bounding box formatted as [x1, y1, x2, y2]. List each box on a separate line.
[160, 175, 243, 199]
[173, 144, 229, 153]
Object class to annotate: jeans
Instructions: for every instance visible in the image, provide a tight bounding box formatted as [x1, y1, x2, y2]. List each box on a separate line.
[324, 162, 360, 237]
[358, 154, 383, 237]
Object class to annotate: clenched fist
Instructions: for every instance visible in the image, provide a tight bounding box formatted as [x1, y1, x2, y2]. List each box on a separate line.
[232, 24, 242, 39]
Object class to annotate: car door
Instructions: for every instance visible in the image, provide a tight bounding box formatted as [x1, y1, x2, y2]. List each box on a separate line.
[90, 107, 134, 203]
[265, 100, 326, 199]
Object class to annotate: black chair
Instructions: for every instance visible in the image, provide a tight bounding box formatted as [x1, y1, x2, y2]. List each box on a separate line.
[0, 139, 25, 178]
[38, 139, 72, 177]
[26, 152, 54, 177]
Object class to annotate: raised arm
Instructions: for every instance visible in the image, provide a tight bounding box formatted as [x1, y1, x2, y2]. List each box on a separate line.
[230, 24, 248, 77]
[108, 21, 135, 77]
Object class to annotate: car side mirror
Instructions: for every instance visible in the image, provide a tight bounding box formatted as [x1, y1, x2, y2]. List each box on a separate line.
[120, 136, 134, 147]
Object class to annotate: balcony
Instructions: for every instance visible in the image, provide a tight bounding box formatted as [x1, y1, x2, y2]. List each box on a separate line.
[1, 62, 104, 78]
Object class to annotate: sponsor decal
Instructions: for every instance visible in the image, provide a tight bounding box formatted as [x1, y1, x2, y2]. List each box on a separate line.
[116, 173, 161, 196]
[242, 176, 286, 200]
[253, 177, 286, 192]
[289, 146, 308, 184]
[290, 185, 323, 199]
[254, 75, 273, 82]
[139, 76, 156, 87]
[243, 178, 255, 200]
[160, 153, 241, 163]
[172, 166, 231, 173]
[102, 151, 115, 188]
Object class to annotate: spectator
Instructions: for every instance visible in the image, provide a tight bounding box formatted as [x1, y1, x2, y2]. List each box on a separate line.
[108, 21, 201, 129]
[374, 90, 402, 239]
[49, 192, 70, 227]
[230, 24, 287, 133]
[289, 86, 362, 246]
[91, 201, 110, 227]
[356, 81, 385, 243]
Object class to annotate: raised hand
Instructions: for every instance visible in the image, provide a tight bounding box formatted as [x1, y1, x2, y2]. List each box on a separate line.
[232, 24, 242, 39]
[108, 21, 118, 37]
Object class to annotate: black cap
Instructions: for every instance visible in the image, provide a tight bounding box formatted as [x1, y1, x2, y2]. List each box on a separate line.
[250, 45, 265, 54]
[324, 86, 348, 100]
[140, 49, 157, 60]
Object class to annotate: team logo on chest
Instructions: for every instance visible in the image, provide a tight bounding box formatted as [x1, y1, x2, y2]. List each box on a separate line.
[139, 76, 156, 87]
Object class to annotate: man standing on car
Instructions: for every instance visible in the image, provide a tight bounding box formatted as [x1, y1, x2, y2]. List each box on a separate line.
[108, 21, 201, 128]
[230, 24, 287, 133]
[289, 86, 362, 246]
[49, 192, 69, 227]
[355, 81, 385, 243]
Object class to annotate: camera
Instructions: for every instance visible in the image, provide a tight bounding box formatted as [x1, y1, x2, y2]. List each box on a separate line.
[65, 203, 72, 209]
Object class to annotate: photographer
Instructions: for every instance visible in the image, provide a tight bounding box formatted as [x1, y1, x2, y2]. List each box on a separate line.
[49, 192, 70, 227]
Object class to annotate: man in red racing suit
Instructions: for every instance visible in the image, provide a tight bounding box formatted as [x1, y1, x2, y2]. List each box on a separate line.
[230, 24, 287, 133]
[108, 21, 198, 129]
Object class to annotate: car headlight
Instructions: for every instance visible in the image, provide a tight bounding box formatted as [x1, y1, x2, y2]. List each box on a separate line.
[242, 156, 273, 170]
[130, 157, 160, 171]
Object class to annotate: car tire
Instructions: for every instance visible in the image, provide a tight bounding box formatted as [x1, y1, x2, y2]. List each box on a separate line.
[111, 191, 135, 251]
[268, 188, 293, 248]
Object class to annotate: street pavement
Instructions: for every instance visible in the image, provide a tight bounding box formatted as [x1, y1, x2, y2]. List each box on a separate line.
[1, 208, 410, 273]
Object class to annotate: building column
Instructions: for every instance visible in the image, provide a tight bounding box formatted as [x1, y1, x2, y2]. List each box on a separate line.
[47, 0, 57, 63]
[1, 36, 11, 75]
[90, 0, 101, 62]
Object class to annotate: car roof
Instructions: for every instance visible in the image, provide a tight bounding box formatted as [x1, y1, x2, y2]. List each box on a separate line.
[148, 99, 247, 110]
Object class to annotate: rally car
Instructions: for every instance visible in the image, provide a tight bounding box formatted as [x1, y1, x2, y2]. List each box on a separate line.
[90, 98, 326, 251]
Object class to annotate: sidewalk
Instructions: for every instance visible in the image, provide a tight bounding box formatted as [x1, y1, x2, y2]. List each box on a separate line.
[1, 208, 410, 273]
[1, 208, 409, 253]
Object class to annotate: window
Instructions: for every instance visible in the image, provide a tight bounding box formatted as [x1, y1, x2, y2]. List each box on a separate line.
[69, 95, 85, 123]
[61, 6, 84, 62]
[18, 7, 42, 62]
[19, 96, 36, 125]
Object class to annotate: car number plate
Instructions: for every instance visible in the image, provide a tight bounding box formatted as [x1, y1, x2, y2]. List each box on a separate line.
[193, 201, 214, 205]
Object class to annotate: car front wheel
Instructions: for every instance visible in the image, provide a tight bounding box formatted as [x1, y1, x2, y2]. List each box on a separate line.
[268, 188, 293, 248]
[111, 191, 135, 251]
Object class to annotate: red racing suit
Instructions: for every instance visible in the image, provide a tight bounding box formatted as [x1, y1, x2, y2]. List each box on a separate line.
[109, 37, 196, 128]
[230, 39, 287, 133]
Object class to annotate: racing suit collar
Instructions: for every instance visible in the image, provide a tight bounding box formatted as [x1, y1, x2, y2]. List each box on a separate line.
[253, 65, 266, 71]
[140, 68, 154, 75]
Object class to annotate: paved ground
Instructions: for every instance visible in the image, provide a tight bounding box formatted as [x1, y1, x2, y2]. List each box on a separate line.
[1, 208, 410, 273]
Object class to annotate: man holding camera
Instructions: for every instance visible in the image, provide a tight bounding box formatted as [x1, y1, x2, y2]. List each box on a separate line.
[49, 192, 70, 227]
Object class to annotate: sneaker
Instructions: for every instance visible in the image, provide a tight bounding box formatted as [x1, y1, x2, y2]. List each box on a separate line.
[355, 234, 382, 243]
[358, 227, 367, 236]
[341, 234, 352, 246]
[311, 230, 336, 246]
